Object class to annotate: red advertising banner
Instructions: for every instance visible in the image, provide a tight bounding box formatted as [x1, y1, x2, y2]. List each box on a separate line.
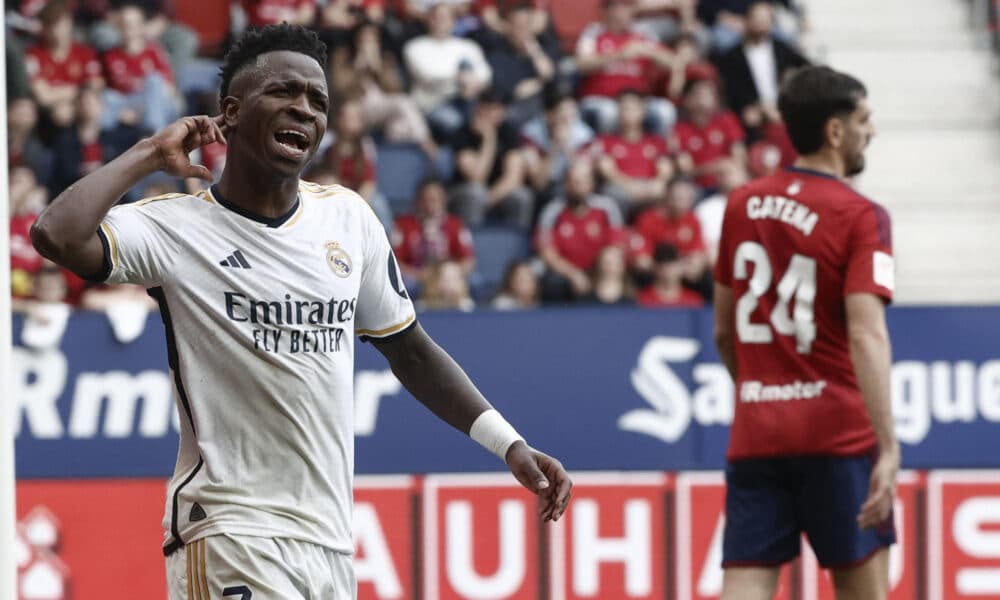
[354, 475, 418, 600]
[800, 471, 923, 600]
[16, 479, 168, 600]
[674, 472, 794, 600]
[422, 474, 541, 600]
[16, 469, 1000, 599]
[928, 470, 1000, 600]
[547, 472, 670, 600]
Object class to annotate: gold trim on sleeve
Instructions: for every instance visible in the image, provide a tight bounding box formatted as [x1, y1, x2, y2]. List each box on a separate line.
[100, 222, 120, 270]
[356, 313, 416, 338]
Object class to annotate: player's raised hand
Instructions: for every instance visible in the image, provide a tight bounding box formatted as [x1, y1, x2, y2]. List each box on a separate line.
[857, 447, 899, 529]
[147, 115, 228, 181]
[505, 442, 572, 522]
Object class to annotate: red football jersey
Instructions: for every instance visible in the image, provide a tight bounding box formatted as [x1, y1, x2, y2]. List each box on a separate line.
[101, 43, 174, 94]
[637, 286, 704, 308]
[242, 0, 314, 27]
[672, 111, 745, 188]
[714, 167, 894, 460]
[598, 134, 668, 179]
[25, 42, 102, 87]
[634, 207, 707, 256]
[10, 212, 42, 298]
[576, 28, 660, 97]
[391, 215, 475, 269]
[537, 205, 616, 270]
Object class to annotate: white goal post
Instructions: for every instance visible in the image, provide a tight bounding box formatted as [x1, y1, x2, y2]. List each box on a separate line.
[1, 16, 18, 600]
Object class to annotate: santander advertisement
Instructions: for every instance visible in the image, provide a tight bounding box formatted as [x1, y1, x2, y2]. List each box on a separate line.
[13, 309, 1000, 598]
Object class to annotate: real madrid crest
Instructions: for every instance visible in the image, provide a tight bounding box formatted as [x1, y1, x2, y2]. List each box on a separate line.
[325, 242, 353, 278]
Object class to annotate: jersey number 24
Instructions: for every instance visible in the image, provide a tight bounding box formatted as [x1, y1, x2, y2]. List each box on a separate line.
[733, 241, 816, 354]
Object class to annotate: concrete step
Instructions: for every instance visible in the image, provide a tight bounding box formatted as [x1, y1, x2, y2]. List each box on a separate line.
[807, 0, 971, 36]
[803, 0, 1000, 304]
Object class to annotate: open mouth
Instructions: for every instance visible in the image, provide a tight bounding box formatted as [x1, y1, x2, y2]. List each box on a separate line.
[272, 128, 311, 160]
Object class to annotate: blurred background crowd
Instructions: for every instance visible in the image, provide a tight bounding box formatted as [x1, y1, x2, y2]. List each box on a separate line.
[6, 0, 839, 321]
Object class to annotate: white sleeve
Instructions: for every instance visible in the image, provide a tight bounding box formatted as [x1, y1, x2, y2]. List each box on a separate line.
[576, 23, 601, 56]
[99, 198, 181, 287]
[355, 201, 417, 342]
[464, 42, 493, 85]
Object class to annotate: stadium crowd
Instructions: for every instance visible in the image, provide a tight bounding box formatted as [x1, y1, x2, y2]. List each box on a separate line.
[7, 0, 810, 325]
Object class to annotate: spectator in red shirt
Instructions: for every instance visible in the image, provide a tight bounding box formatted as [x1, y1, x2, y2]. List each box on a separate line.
[634, 175, 705, 254]
[575, 0, 676, 134]
[632, 0, 698, 42]
[86, 0, 199, 73]
[595, 89, 674, 213]
[663, 31, 719, 103]
[538, 159, 622, 302]
[672, 78, 746, 190]
[243, 0, 317, 28]
[25, 1, 104, 127]
[99, 2, 178, 133]
[9, 166, 47, 299]
[392, 178, 477, 289]
[638, 243, 705, 307]
[634, 175, 711, 295]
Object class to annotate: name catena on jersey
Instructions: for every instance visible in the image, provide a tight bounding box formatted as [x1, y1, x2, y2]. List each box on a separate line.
[98, 181, 415, 556]
[714, 167, 894, 461]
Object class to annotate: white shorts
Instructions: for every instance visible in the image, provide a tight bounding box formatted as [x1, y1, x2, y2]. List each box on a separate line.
[166, 534, 356, 599]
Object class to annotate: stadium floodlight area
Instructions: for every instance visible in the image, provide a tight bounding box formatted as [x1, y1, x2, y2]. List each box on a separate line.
[0, 19, 17, 600]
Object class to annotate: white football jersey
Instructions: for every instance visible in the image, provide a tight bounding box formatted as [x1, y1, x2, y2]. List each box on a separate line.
[99, 181, 415, 556]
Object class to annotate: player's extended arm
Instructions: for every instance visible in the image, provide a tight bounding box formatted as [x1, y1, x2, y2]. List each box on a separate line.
[373, 323, 572, 521]
[846, 292, 900, 529]
[713, 282, 737, 380]
[31, 115, 226, 278]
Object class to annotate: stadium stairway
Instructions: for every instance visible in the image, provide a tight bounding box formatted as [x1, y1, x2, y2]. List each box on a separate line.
[803, 0, 1000, 304]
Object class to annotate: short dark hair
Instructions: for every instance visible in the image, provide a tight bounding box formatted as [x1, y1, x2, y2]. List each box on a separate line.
[38, 0, 71, 25]
[681, 76, 715, 99]
[111, 0, 150, 15]
[778, 66, 866, 155]
[653, 243, 680, 264]
[218, 24, 328, 105]
[416, 176, 446, 196]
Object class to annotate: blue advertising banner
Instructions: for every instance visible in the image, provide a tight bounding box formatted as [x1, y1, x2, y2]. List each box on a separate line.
[12, 306, 1000, 479]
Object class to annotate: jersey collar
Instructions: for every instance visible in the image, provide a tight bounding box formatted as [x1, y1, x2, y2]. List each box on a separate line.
[209, 184, 301, 228]
[784, 166, 840, 181]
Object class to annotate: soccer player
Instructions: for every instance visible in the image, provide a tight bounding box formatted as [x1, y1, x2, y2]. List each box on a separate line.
[712, 65, 898, 599]
[31, 24, 572, 598]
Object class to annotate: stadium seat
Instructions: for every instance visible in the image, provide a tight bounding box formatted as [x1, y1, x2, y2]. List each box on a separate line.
[375, 143, 432, 216]
[551, 0, 602, 54]
[470, 226, 531, 301]
[173, 0, 231, 56]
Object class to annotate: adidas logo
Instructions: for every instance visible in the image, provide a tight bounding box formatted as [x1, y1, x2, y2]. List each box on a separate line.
[189, 502, 207, 522]
[220, 250, 251, 269]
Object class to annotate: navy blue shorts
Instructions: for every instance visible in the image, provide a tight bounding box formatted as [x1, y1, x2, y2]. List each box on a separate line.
[722, 453, 896, 569]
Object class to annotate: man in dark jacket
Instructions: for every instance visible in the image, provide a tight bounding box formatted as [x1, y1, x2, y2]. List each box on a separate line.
[715, 1, 808, 135]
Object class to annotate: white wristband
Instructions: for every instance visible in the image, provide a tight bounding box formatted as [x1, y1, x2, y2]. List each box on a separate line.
[469, 409, 525, 461]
